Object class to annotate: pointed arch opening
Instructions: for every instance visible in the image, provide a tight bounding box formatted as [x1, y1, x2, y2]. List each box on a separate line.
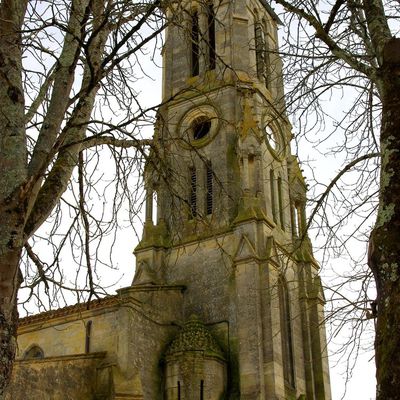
[261, 17, 271, 89]
[254, 20, 265, 80]
[277, 176, 285, 230]
[207, 2, 216, 70]
[270, 169, 277, 223]
[23, 345, 44, 360]
[191, 11, 200, 76]
[278, 276, 295, 388]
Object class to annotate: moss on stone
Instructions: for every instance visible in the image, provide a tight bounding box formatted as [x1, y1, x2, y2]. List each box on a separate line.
[165, 315, 225, 361]
[233, 195, 270, 224]
[135, 220, 170, 250]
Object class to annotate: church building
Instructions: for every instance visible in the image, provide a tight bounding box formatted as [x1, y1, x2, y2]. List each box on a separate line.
[7, 1, 331, 399]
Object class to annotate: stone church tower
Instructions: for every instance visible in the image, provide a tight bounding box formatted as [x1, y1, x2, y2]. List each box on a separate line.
[7, 1, 331, 399]
[136, 0, 331, 398]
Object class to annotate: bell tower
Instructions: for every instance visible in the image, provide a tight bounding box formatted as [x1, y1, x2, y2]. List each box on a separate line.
[134, 1, 332, 399]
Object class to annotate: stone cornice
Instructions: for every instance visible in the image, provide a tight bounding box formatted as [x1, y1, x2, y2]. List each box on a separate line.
[18, 296, 119, 328]
[258, 0, 283, 25]
[15, 352, 107, 364]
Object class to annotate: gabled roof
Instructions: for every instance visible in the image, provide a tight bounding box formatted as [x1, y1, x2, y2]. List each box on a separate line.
[259, 0, 283, 25]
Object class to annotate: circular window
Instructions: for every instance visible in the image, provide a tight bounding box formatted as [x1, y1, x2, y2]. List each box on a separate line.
[192, 117, 211, 140]
[264, 125, 279, 151]
[178, 104, 219, 148]
[262, 116, 286, 160]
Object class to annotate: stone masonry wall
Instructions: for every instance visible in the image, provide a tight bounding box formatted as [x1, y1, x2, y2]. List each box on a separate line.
[5, 353, 106, 400]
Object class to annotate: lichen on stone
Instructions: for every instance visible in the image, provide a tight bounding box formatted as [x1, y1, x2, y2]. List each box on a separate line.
[376, 203, 395, 228]
[165, 315, 225, 359]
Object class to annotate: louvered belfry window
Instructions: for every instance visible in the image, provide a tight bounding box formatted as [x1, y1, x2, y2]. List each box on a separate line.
[190, 167, 197, 218]
[206, 162, 213, 215]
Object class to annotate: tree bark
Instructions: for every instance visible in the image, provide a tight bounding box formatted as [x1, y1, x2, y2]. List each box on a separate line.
[0, 215, 24, 397]
[368, 38, 400, 400]
[0, 1, 28, 396]
[0, 0, 162, 396]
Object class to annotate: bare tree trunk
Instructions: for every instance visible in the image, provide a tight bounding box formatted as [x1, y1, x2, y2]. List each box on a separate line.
[0, 227, 23, 397]
[0, 1, 28, 396]
[369, 38, 400, 400]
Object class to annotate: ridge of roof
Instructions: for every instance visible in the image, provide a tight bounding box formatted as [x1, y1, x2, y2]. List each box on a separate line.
[18, 296, 119, 326]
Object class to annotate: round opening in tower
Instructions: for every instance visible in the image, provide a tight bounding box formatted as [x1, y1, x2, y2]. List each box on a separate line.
[264, 125, 279, 150]
[192, 116, 211, 140]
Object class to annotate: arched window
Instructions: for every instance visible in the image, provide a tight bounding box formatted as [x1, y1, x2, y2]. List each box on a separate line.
[254, 20, 265, 80]
[24, 345, 44, 360]
[254, 17, 272, 89]
[277, 176, 284, 229]
[262, 18, 271, 89]
[191, 11, 200, 76]
[207, 2, 216, 70]
[152, 191, 158, 225]
[278, 277, 295, 387]
[292, 202, 304, 237]
[270, 170, 277, 223]
[292, 203, 299, 237]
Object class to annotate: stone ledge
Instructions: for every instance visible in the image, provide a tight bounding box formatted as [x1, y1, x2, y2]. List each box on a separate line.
[19, 296, 119, 327]
[15, 351, 107, 363]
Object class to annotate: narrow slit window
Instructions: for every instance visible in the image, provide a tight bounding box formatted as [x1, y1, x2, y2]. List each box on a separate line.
[278, 177, 284, 229]
[190, 167, 197, 218]
[85, 320, 92, 353]
[270, 170, 277, 223]
[200, 379, 204, 400]
[278, 278, 296, 388]
[178, 381, 181, 400]
[191, 11, 200, 76]
[264, 41, 271, 89]
[254, 22, 265, 80]
[292, 204, 299, 237]
[206, 162, 213, 215]
[263, 19, 271, 89]
[152, 191, 158, 225]
[207, 3, 216, 70]
[296, 204, 302, 235]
